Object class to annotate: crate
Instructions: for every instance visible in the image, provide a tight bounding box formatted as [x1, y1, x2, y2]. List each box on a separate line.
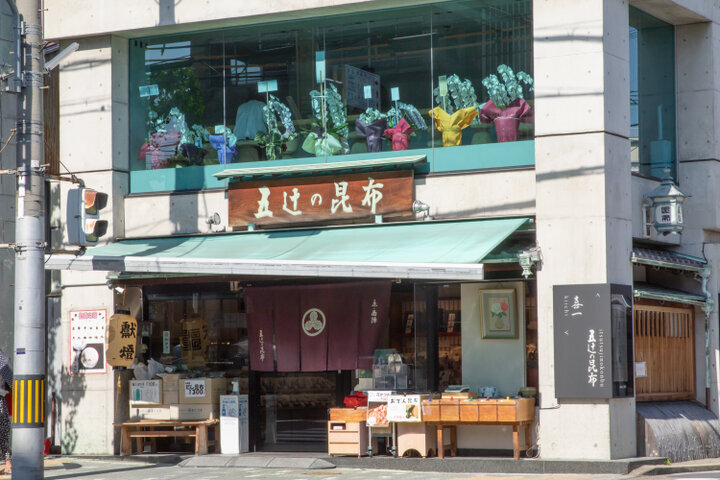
[327, 420, 368, 457]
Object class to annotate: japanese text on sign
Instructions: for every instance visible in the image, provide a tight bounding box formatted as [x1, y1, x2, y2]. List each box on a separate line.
[184, 380, 207, 398]
[228, 170, 414, 227]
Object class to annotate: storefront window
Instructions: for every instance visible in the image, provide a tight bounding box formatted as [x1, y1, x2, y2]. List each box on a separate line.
[128, 0, 533, 186]
[144, 284, 247, 377]
[630, 7, 676, 179]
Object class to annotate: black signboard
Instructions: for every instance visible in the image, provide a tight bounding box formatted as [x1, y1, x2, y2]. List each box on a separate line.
[553, 284, 633, 399]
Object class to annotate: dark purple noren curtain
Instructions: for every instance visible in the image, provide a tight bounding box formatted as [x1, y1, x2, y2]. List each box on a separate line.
[246, 282, 391, 372]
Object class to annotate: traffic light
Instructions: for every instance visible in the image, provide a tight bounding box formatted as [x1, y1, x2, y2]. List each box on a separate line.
[67, 186, 108, 246]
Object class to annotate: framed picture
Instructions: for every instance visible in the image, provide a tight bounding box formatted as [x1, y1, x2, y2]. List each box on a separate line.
[480, 289, 517, 339]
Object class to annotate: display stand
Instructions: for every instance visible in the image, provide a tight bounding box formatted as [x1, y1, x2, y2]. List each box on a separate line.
[365, 390, 396, 457]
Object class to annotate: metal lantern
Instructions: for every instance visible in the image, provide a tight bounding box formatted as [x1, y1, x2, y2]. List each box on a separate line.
[646, 169, 689, 235]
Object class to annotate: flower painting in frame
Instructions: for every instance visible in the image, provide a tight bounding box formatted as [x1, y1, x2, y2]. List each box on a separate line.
[480, 289, 517, 339]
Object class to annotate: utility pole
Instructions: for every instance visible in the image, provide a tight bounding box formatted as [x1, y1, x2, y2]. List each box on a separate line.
[12, 0, 45, 477]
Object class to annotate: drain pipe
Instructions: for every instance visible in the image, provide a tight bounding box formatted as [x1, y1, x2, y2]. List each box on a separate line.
[698, 265, 714, 390]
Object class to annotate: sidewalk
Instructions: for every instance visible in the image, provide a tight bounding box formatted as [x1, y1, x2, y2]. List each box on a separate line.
[4, 454, 720, 480]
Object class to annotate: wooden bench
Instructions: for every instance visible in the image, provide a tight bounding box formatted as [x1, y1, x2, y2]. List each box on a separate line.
[115, 420, 219, 456]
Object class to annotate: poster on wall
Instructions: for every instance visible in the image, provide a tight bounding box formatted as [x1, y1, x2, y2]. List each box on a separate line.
[69, 308, 107, 374]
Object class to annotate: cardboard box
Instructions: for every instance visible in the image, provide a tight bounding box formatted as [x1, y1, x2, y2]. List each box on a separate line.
[130, 404, 171, 421]
[162, 373, 186, 405]
[129, 379, 162, 405]
[170, 403, 219, 420]
[164, 391, 179, 404]
[162, 373, 185, 392]
[180, 378, 228, 404]
[129, 403, 219, 421]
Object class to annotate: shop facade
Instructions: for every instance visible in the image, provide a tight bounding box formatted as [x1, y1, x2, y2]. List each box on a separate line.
[34, 0, 720, 462]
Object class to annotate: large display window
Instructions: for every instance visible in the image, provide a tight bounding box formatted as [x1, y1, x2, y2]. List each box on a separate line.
[630, 7, 676, 179]
[128, 0, 533, 191]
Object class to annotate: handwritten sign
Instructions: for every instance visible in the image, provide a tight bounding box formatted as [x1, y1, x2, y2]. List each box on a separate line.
[228, 170, 414, 227]
[387, 395, 422, 422]
[184, 379, 207, 398]
[345, 65, 380, 110]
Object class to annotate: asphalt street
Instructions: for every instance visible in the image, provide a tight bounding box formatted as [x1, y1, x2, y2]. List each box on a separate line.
[0, 458, 639, 480]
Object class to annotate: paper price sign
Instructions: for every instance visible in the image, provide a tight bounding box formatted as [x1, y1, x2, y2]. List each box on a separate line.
[386, 395, 422, 422]
[367, 390, 392, 402]
[184, 380, 206, 397]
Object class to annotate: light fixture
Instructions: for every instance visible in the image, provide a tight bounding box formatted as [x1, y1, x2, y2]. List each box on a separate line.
[412, 200, 430, 220]
[205, 212, 221, 226]
[518, 246, 542, 279]
[645, 168, 689, 235]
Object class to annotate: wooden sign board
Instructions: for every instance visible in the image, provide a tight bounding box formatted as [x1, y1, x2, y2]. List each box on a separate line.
[106, 312, 137, 368]
[229, 170, 414, 227]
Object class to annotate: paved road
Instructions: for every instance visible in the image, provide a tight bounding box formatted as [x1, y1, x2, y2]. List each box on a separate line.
[0, 458, 636, 480]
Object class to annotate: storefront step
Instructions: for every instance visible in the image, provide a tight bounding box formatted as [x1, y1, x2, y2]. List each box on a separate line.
[178, 453, 666, 474]
[179, 454, 334, 469]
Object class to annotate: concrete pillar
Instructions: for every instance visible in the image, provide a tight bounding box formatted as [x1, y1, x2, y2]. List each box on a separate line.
[53, 35, 129, 455]
[675, 19, 720, 417]
[534, 0, 635, 459]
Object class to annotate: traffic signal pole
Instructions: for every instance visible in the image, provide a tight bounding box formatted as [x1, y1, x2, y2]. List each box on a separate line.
[13, 0, 46, 477]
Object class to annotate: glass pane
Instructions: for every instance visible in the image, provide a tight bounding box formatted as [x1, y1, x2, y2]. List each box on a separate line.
[630, 7, 676, 179]
[128, 0, 534, 174]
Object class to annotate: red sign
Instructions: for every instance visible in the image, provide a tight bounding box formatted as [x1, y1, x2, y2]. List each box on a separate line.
[228, 170, 414, 227]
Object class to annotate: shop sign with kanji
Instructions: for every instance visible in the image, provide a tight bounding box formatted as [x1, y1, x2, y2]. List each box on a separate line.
[228, 170, 414, 227]
[106, 311, 138, 368]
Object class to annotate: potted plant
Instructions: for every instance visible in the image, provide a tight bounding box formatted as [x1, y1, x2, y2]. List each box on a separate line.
[355, 107, 387, 153]
[480, 65, 534, 142]
[254, 95, 298, 161]
[384, 102, 427, 151]
[430, 74, 481, 147]
[302, 83, 348, 157]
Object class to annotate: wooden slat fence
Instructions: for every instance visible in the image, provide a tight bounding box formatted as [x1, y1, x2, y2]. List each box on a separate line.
[634, 304, 695, 401]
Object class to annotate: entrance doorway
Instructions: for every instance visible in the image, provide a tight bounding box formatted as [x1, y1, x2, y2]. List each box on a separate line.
[634, 302, 695, 401]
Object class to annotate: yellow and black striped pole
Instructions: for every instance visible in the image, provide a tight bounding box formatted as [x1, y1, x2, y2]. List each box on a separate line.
[12, 375, 45, 428]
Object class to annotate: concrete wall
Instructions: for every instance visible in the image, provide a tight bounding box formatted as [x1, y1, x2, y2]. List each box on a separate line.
[534, 0, 635, 459]
[53, 35, 128, 454]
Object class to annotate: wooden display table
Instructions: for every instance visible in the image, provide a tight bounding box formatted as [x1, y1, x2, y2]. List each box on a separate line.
[328, 408, 370, 457]
[421, 398, 535, 460]
[115, 419, 219, 456]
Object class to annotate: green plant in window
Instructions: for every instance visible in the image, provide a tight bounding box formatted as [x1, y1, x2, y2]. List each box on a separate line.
[433, 74, 481, 127]
[148, 66, 205, 127]
[303, 83, 349, 156]
[255, 95, 297, 161]
[481, 64, 533, 110]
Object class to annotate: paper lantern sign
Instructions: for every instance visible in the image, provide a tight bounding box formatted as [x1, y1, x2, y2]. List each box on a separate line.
[106, 312, 137, 367]
[181, 317, 209, 368]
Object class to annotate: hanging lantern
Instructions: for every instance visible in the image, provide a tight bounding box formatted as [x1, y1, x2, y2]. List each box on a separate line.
[646, 168, 690, 235]
[106, 310, 137, 367]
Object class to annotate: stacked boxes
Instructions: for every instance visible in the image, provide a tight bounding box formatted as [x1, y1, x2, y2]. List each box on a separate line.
[129, 377, 227, 421]
[162, 374, 185, 404]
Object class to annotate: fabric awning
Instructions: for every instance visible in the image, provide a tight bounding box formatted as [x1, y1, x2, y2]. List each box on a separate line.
[45, 217, 531, 281]
[633, 282, 707, 307]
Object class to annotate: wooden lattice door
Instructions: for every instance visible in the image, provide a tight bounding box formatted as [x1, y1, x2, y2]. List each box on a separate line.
[634, 303, 695, 401]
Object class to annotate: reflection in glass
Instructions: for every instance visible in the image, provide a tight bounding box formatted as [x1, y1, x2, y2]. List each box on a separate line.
[129, 0, 533, 172]
[629, 7, 676, 179]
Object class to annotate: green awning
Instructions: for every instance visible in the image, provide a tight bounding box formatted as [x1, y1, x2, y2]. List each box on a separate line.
[45, 217, 531, 281]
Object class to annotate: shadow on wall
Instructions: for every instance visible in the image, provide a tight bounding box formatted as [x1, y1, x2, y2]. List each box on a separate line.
[46, 299, 86, 455]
